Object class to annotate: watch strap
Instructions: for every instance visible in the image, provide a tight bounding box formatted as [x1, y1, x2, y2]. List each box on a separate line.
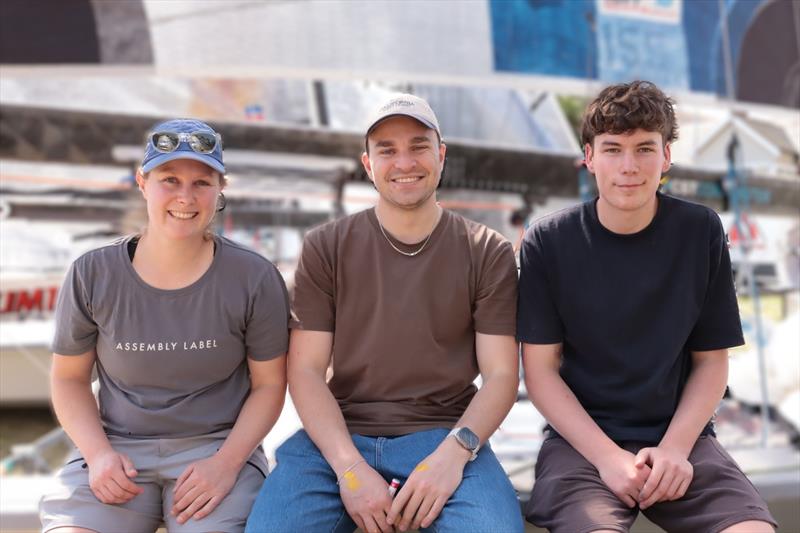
[448, 427, 480, 461]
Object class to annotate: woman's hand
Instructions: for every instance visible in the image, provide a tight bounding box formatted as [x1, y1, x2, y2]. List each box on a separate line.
[171, 454, 240, 524]
[86, 448, 144, 504]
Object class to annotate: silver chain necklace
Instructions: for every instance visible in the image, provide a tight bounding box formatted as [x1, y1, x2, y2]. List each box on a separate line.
[375, 207, 441, 257]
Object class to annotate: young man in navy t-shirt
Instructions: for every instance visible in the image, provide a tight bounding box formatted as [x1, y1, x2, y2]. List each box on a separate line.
[518, 81, 777, 533]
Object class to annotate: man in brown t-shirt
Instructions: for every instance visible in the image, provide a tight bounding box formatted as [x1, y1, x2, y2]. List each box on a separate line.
[246, 94, 524, 533]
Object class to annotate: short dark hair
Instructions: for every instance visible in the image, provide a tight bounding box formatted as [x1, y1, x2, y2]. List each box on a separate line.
[581, 80, 678, 147]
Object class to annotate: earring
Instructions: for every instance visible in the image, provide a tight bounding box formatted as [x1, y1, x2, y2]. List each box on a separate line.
[217, 192, 227, 212]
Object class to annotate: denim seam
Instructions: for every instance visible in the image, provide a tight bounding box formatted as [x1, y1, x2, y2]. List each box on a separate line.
[375, 436, 384, 470]
[330, 509, 351, 533]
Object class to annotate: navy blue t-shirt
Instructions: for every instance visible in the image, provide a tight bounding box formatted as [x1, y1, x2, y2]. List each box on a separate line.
[517, 193, 744, 444]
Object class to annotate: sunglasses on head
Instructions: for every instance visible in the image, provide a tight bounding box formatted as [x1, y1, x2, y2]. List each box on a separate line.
[148, 131, 222, 154]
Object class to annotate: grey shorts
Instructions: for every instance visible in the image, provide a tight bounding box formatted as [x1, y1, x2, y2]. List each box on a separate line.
[526, 435, 778, 533]
[40, 430, 268, 533]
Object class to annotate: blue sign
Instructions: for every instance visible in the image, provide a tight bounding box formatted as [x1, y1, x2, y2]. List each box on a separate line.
[490, 0, 794, 107]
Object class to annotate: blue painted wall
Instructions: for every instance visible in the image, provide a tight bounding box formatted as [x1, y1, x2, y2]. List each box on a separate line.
[490, 0, 598, 79]
[490, 0, 788, 105]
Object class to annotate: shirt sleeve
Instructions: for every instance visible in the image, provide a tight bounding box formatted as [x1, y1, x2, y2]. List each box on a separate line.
[289, 228, 336, 332]
[516, 227, 564, 344]
[687, 211, 745, 351]
[473, 238, 518, 335]
[245, 263, 291, 361]
[51, 260, 98, 355]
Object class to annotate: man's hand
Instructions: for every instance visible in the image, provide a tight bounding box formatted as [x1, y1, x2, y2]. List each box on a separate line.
[172, 454, 239, 524]
[387, 439, 467, 531]
[595, 447, 651, 508]
[339, 462, 393, 533]
[635, 446, 693, 509]
[86, 448, 144, 504]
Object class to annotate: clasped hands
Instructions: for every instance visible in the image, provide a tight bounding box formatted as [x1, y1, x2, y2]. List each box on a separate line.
[597, 445, 693, 509]
[339, 443, 467, 533]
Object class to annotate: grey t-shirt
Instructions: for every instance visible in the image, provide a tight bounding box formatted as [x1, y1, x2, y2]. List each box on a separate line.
[52, 234, 290, 439]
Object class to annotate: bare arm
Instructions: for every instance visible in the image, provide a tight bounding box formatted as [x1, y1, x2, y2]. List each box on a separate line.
[661, 349, 728, 456]
[288, 329, 362, 476]
[218, 355, 288, 470]
[172, 353, 288, 523]
[454, 333, 520, 443]
[288, 328, 392, 533]
[522, 342, 649, 507]
[389, 333, 519, 530]
[637, 349, 728, 508]
[51, 352, 143, 504]
[51, 351, 107, 459]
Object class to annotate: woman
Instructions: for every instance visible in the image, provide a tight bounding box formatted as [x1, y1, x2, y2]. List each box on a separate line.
[40, 118, 289, 532]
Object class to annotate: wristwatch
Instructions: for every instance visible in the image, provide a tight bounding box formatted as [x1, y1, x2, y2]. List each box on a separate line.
[448, 427, 480, 461]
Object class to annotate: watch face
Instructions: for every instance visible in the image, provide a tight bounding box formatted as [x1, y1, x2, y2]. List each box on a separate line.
[456, 427, 479, 451]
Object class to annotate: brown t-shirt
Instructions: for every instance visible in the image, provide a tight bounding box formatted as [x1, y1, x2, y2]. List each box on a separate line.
[291, 208, 517, 436]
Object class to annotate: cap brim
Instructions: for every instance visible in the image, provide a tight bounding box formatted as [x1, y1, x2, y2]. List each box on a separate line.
[366, 113, 438, 136]
[141, 151, 225, 174]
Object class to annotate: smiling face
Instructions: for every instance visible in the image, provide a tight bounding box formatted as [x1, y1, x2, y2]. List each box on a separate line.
[361, 116, 446, 212]
[136, 159, 224, 241]
[585, 128, 671, 222]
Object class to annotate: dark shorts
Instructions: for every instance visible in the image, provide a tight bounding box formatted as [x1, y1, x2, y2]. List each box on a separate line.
[526, 435, 777, 533]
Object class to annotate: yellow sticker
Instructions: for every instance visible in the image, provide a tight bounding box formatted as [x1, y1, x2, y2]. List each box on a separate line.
[414, 463, 429, 472]
[344, 470, 361, 491]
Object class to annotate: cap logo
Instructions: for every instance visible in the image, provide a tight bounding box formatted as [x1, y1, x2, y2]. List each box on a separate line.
[380, 99, 416, 112]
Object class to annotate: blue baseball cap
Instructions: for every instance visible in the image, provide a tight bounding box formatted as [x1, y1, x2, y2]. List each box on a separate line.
[141, 118, 225, 174]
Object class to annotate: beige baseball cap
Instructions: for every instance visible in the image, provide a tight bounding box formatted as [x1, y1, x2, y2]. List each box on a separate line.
[365, 93, 442, 140]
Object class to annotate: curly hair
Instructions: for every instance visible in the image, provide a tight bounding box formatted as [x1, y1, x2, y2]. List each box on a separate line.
[581, 81, 678, 147]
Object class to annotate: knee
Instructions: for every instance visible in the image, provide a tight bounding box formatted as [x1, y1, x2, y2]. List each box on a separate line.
[245, 480, 278, 531]
[461, 506, 525, 533]
[720, 520, 775, 533]
[436, 497, 524, 533]
[488, 508, 525, 533]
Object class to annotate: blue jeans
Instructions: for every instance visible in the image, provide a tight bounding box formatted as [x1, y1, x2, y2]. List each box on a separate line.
[246, 428, 523, 533]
